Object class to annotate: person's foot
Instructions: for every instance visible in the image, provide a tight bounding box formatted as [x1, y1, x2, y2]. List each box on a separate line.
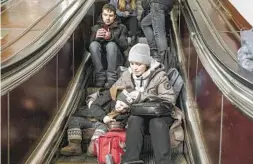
[130, 35, 137, 46]
[60, 142, 82, 156]
[150, 49, 162, 63]
[86, 140, 95, 156]
[152, 55, 162, 63]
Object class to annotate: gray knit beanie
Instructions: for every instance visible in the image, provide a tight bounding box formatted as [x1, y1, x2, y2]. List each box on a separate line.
[128, 43, 151, 65]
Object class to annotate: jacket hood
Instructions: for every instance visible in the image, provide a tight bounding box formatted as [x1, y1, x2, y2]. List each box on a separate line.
[149, 59, 165, 73]
[128, 59, 165, 77]
[128, 59, 165, 92]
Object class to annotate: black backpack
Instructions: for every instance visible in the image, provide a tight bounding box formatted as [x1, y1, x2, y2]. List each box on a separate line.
[168, 68, 184, 100]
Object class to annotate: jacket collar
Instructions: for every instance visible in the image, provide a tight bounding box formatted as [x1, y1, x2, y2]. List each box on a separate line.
[96, 15, 120, 28]
[128, 59, 164, 79]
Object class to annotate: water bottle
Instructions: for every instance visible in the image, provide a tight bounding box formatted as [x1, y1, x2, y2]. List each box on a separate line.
[105, 154, 113, 164]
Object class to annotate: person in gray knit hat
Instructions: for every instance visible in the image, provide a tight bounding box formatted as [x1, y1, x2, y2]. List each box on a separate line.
[112, 43, 176, 164]
[128, 43, 152, 65]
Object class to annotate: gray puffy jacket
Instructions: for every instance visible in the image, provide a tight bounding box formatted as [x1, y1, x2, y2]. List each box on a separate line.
[113, 59, 176, 104]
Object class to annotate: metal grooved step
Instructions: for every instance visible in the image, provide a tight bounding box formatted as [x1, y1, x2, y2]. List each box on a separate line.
[56, 135, 187, 164]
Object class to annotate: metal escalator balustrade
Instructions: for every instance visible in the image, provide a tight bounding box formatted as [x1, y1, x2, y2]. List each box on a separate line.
[1, 0, 96, 95]
[182, 0, 253, 118]
[172, 0, 253, 164]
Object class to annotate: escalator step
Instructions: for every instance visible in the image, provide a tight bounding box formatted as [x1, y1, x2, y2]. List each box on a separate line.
[55, 151, 187, 164]
[56, 154, 97, 164]
[140, 135, 187, 164]
[172, 153, 188, 164]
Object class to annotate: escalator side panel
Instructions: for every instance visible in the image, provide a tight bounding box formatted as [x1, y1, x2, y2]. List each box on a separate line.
[178, 1, 253, 164]
[0, 22, 88, 164]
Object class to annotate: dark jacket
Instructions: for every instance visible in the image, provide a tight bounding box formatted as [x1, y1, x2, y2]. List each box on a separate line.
[73, 89, 128, 122]
[90, 15, 128, 52]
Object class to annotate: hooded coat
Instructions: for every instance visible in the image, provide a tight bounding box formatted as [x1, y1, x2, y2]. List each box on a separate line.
[112, 59, 176, 105]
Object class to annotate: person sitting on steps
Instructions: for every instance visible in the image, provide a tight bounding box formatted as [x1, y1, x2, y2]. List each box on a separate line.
[110, 0, 138, 46]
[60, 86, 138, 156]
[89, 3, 128, 88]
[112, 43, 176, 164]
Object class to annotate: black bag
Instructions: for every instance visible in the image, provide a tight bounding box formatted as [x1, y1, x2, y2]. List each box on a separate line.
[163, 49, 177, 73]
[130, 101, 174, 117]
[168, 68, 184, 100]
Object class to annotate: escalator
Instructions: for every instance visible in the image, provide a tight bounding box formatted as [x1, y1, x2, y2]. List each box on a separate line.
[1, 0, 253, 164]
[172, 0, 253, 164]
[1, 0, 99, 163]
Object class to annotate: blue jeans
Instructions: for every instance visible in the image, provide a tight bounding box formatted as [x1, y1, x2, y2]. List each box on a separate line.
[141, 3, 168, 58]
[89, 41, 124, 73]
[89, 41, 124, 83]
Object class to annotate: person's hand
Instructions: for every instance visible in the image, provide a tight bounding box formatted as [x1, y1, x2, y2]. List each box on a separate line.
[115, 100, 129, 113]
[127, 90, 140, 103]
[88, 101, 93, 109]
[125, 11, 130, 16]
[104, 30, 111, 40]
[96, 28, 106, 38]
[103, 116, 115, 124]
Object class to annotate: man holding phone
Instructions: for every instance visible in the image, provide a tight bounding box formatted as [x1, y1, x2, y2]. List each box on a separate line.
[89, 4, 128, 88]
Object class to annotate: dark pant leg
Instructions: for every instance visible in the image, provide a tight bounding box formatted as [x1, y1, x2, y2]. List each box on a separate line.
[150, 3, 169, 58]
[89, 41, 105, 73]
[68, 116, 98, 129]
[124, 16, 138, 36]
[149, 117, 174, 164]
[105, 42, 124, 71]
[141, 13, 157, 50]
[122, 115, 145, 163]
[105, 42, 124, 83]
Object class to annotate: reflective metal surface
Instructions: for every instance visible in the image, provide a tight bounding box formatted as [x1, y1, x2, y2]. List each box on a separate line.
[174, 0, 253, 163]
[1, 0, 95, 163]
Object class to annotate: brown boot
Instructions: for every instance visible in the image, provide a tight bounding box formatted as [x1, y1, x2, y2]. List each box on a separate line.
[60, 128, 82, 156]
[87, 128, 107, 156]
[86, 140, 95, 156]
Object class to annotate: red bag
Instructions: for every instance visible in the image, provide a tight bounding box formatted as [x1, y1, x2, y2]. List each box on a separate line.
[96, 131, 126, 164]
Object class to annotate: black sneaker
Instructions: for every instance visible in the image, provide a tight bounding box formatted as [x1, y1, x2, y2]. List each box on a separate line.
[130, 35, 137, 46]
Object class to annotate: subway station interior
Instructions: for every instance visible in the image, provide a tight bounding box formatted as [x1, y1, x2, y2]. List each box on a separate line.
[1, 0, 253, 164]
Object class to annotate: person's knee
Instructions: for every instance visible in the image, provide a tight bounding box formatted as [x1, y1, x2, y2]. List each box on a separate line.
[106, 42, 117, 49]
[106, 42, 119, 56]
[89, 41, 101, 52]
[141, 19, 148, 29]
[149, 118, 166, 130]
[128, 116, 143, 127]
[68, 116, 81, 128]
[150, 2, 160, 11]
